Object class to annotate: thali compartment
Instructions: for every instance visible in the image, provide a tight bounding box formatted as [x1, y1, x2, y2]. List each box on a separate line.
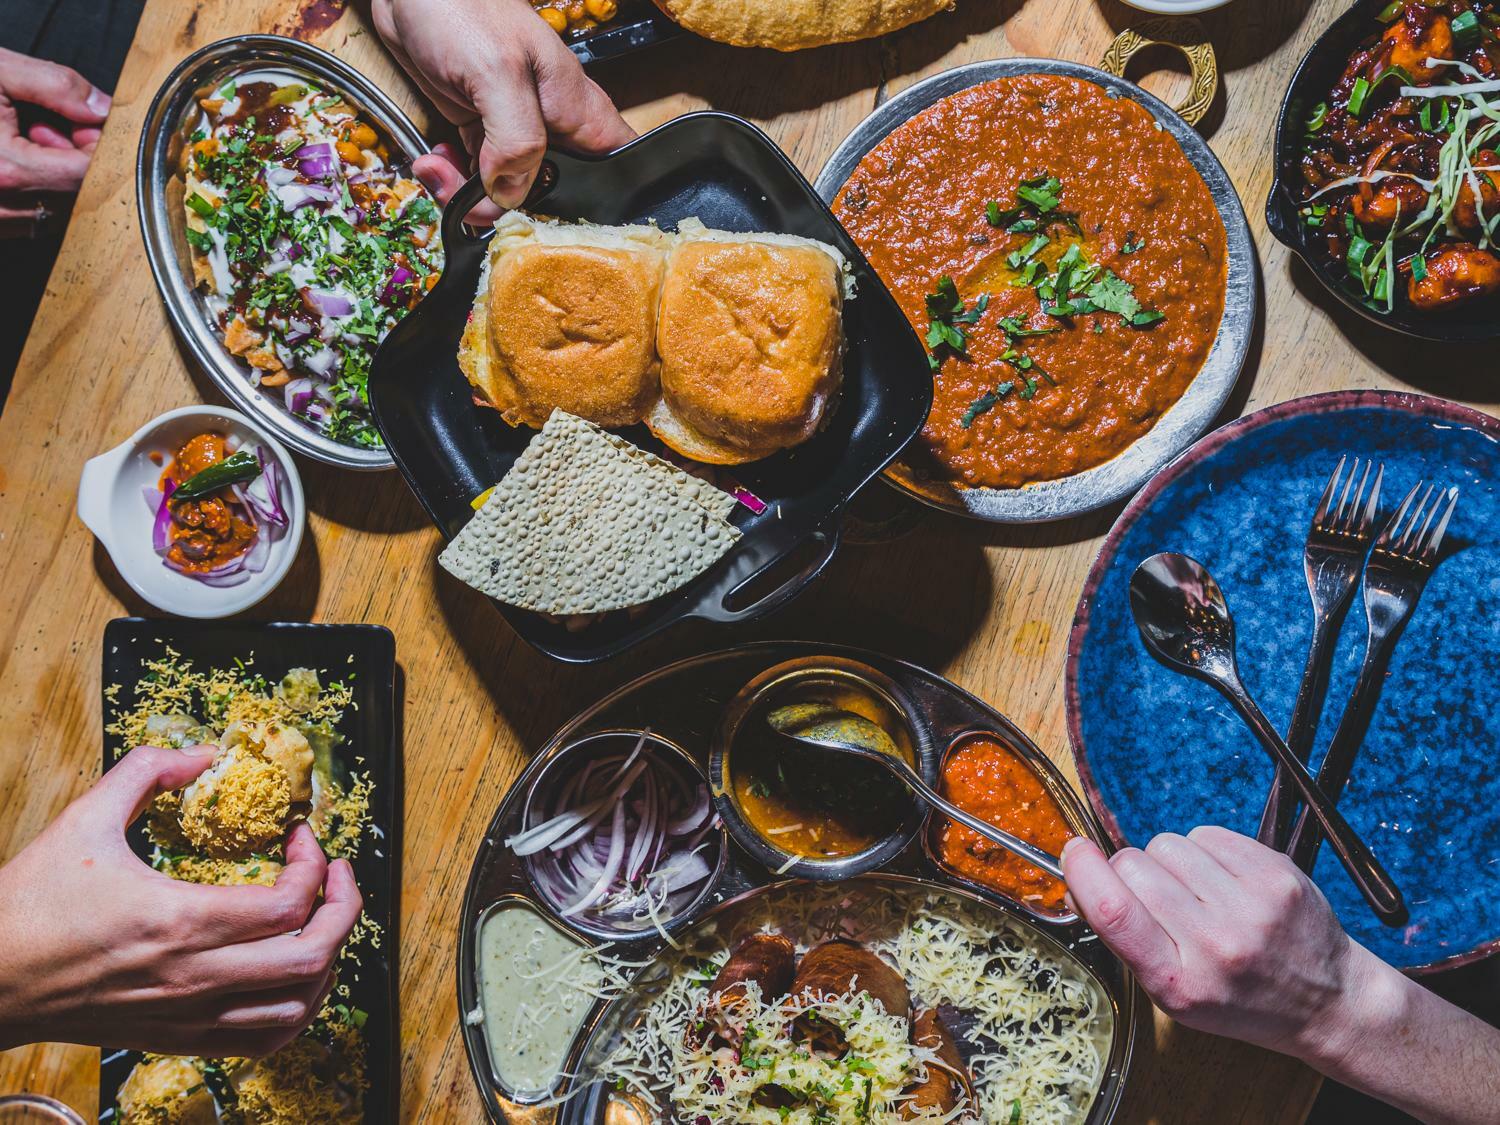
[709, 656, 936, 882]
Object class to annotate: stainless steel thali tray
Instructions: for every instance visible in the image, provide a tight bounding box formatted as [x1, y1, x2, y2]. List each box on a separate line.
[138, 34, 436, 470]
[814, 58, 1258, 524]
[457, 642, 1136, 1124]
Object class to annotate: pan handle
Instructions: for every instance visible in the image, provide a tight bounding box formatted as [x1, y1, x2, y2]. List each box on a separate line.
[1100, 18, 1219, 128]
[708, 516, 844, 624]
[439, 173, 495, 248]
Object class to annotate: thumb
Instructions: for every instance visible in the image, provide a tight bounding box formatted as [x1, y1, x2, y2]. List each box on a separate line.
[0, 48, 110, 123]
[91, 744, 217, 827]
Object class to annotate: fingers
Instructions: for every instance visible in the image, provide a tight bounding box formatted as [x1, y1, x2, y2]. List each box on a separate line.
[1186, 824, 1279, 877]
[0, 48, 110, 123]
[91, 745, 217, 828]
[529, 33, 636, 155]
[184, 822, 328, 946]
[26, 122, 76, 149]
[0, 139, 93, 195]
[472, 74, 549, 209]
[412, 146, 500, 225]
[209, 968, 335, 1031]
[194, 858, 362, 994]
[1145, 832, 1238, 903]
[1063, 837, 1182, 990]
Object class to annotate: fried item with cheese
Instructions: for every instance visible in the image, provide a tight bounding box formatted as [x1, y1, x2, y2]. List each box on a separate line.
[117, 1056, 216, 1125]
[178, 719, 314, 857]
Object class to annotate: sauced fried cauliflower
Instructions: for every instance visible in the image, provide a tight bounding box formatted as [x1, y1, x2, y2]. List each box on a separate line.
[116, 1056, 215, 1124]
[178, 719, 314, 856]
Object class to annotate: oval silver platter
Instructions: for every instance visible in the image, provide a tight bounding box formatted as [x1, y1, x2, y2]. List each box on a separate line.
[814, 58, 1258, 524]
[457, 641, 1136, 1124]
[137, 34, 435, 470]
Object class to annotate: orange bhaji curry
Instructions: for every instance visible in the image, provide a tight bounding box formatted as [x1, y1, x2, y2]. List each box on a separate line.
[833, 74, 1228, 490]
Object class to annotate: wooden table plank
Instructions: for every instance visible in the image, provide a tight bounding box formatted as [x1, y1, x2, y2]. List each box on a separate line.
[1, 0, 1488, 1119]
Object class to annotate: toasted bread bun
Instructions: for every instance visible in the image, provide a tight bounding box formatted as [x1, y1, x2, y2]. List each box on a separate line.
[653, 0, 951, 50]
[650, 227, 844, 464]
[459, 213, 669, 428]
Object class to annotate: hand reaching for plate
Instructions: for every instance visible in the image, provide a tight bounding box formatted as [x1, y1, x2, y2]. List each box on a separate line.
[372, 0, 636, 220]
[0, 47, 111, 238]
[0, 745, 362, 1057]
[1064, 826, 1500, 1124]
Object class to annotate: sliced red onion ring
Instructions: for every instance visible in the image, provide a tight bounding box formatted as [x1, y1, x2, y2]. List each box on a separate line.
[283, 377, 315, 415]
[274, 181, 340, 211]
[294, 140, 338, 180]
[150, 478, 178, 555]
[380, 266, 414, 305]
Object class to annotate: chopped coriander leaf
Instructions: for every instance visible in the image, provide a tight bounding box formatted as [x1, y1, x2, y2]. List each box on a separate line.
[1122, 231, 1145, 253]
[1017, 173, 1063, 212]
[1131, 309, 1165, 327]
[996, 316, 1056, 338]
[184, 228, 213, 253]
[960, 383, 1013, 427]
[1084, 270, 1142, 320]
[1018, 376, 1039, 400]
[925, 275, 963, 319]
[1006, 232, 1051, 269]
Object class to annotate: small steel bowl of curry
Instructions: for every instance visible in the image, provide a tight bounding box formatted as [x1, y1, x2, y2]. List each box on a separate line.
[710, 658, 935, 882]
[923, 730, 1090, 925]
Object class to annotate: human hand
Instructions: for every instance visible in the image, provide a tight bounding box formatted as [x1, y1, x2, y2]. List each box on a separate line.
[0, 745, 362, 1057]
[0, 47, 111, 237]
[372, 0, 635, 219]
[1061, 826, 1378, 1062]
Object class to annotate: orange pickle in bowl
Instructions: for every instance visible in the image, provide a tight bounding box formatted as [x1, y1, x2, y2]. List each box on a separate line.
[935, 735, 1075, 914]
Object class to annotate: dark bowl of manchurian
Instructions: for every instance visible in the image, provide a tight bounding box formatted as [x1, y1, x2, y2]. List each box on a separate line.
[1268, 0, 1500, 340]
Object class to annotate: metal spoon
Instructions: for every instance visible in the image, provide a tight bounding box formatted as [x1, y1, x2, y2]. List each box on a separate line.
[1128, 552, 1407, 927]
[765, 705, 1065, 881]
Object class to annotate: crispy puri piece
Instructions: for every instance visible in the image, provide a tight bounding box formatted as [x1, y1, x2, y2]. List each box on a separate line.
[791, 939, 910, 1054]
[900, 1009, 970, 1118]
[652, 235, 843, 464]
[178, 720, 314, 857]
[460, 214, 669, 428]
[117, 1056, 216, 1124]
[652, 0, 951, 50]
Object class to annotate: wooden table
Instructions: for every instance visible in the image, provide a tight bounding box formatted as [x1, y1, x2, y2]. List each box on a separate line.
[2, 0, 1493, 1118]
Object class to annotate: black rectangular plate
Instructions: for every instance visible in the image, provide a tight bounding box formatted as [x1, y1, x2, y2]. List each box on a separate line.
[97, 619, 400, 1123]
[567, 3, 683, 65]
[368, 111, 933, 664]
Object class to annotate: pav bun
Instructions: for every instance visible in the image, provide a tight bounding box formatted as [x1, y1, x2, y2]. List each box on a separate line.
[649, 229, 844, 465]
[652, 0, 952, 51]
[459, 213, 669, 428]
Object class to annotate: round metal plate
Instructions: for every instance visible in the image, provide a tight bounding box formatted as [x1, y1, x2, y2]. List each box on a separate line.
[814, 58, 1258, 523]
[136, 34, 436, 470]
[456, 641, 1135, 1123]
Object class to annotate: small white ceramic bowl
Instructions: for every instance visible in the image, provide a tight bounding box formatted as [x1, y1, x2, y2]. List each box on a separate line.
[78, 405, 306, 618]
[1117, 0, 1235, 12]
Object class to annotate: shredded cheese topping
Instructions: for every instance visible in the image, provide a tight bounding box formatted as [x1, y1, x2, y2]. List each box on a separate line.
[594, 885, 1109, 1124]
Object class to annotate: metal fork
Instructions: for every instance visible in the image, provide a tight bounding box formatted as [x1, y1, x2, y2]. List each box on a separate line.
[1285, 480, 1461, 872]
[1256, 457, 1383, 850]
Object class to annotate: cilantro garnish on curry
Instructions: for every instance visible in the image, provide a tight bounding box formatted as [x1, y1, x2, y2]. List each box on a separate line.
[182, 73, 443, 448]
[833, 74, 1227, 491]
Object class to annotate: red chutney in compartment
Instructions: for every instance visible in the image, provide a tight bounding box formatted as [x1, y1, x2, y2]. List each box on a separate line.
[935, 736, 1074, 913]
[158, 432, 257, 573]
[832, 74, 1227, 490]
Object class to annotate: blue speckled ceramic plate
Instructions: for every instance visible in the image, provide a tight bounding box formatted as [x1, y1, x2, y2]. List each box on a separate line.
[1067, 391, 1500, 973]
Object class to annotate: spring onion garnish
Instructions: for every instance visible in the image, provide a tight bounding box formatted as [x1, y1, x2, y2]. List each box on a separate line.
[1452, 9, 1482, 52]
[1348, 76, 1373, 119]
[506, 732, 719, 937]
[1305, 101, 1330, 134]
